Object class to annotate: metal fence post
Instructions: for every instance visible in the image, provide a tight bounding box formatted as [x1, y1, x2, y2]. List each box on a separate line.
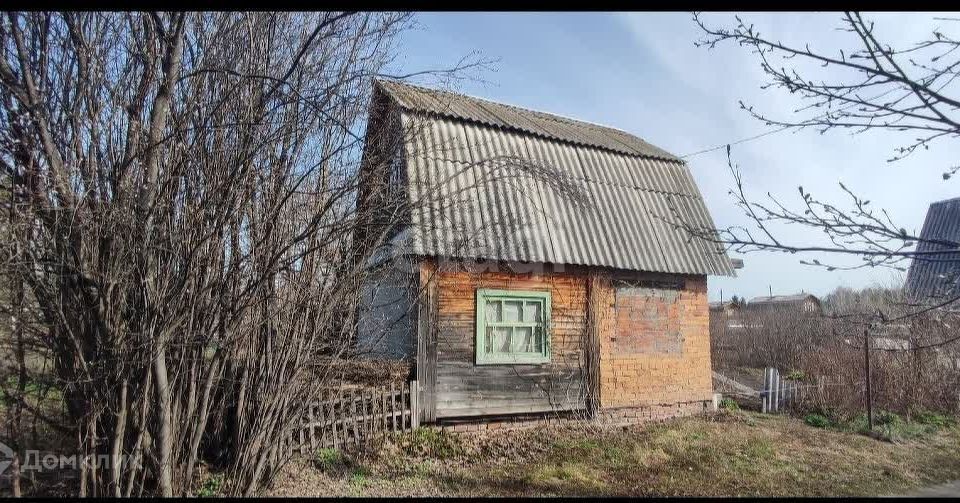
[864, 329, 874, 430]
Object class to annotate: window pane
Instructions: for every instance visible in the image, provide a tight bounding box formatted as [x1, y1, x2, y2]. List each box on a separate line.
[523, 301, 542, 323]
[502, 300, 522, 322]
[485, 300, 502, 322]
[490, 326, 512, 353]
[533, 327, 544, 352]
[514, 326, 534, 352]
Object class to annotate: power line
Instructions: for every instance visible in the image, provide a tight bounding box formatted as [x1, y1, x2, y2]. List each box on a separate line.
[680, 126, 790, 159]
[679, 88, 900, 160]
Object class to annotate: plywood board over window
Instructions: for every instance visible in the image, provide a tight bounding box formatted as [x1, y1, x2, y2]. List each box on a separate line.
[612, 280, 684, 355]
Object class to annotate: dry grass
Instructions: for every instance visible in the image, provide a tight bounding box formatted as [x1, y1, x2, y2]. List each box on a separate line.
[267, 411, 960, 497]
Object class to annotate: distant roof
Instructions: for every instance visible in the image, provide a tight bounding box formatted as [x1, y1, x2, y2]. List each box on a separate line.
[748, 293, 820, 306]
[905, 197, 960, 302]
[373, 80, 734, 277]
[709, 301, 739, 309]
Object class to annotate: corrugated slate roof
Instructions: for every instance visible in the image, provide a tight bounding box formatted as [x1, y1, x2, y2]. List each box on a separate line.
[378, 79, 734, 277]
[905, 197, 960, 301]
[378, 79, 681, 162]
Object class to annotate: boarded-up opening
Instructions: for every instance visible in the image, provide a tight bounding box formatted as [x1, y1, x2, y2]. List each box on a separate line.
[612, 279, 684, 355]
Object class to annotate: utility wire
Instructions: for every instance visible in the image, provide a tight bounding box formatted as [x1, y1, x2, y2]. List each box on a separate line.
[680, 126, 790, 159]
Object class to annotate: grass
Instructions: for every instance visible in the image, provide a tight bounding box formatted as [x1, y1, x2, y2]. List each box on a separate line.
[268, 410, 960, 497]
[196, 474, 223, 497]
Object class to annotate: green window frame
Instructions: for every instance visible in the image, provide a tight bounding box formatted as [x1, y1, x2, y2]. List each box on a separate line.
[475, 288, 551, 365]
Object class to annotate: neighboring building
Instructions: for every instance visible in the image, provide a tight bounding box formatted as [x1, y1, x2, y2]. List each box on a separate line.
[709, 300, 741, 318]
[745, 293, 822, 316]
[906, 197, 960, 304]
[356, 79, 733, 426]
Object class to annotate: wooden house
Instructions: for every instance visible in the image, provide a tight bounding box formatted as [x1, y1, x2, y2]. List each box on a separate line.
[745, 293, 823, 317]
[906, 197, 960, 304]
[356, 80, 734, 426]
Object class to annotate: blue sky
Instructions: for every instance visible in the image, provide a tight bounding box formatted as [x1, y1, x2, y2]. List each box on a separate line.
[388, 12, 960, 302]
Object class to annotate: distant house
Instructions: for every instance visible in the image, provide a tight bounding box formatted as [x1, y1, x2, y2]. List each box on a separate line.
[356, 79, 734, 426]
[709, 300, 741, 317]
[905, 197, 960, 304]
[745, 293, 822, 316]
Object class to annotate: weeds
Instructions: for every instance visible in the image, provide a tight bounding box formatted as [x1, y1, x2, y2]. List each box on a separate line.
[314, 448, 348, 473]
[196, 474, 223, 497]
[392, 428, 465, 459]
[720, 398, 740, 411]
[804, 414, 831, 428]
[801, 407, 953, 442]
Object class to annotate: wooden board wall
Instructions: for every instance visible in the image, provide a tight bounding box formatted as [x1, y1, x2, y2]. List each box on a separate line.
[427, 263, 589, 419]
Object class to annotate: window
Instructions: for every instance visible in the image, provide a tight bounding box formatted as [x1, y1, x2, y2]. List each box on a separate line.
[475, 289, 551, 364]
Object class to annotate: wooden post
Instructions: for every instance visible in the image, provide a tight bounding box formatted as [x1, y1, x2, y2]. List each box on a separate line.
[410, 381, 420, 429]
[585, 273, 604, 418]
[298, 406, 307, 454]
[331, 389, 339, 450]
[350, 388, 359, 448]
[318, 391, 326, 449]
[864, 329, 874, 431]
[377, 386, 387, 433]
[308, 401, 316, 452]
[390, 383, 397, 432]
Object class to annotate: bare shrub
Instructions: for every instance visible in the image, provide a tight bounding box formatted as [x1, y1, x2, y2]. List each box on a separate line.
[712, 286, 960, 418]
[0, 11, 476, 497]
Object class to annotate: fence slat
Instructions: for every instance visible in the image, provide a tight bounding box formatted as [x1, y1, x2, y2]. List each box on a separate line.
[331, 389, 340, 450]
[291, 381, 428, 454]
[381, 385, 387, 434]
[390, 383, 397, 433]
[411, 380, 419, 429]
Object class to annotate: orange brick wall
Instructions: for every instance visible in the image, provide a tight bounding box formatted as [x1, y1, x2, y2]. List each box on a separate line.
[596, 274, 713, 409]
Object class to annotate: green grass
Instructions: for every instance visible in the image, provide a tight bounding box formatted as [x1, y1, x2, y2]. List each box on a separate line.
[719, 397, 740, 411]
[805, 408, 955, 443]
[804, 413, 831, 428]
[196, 474, 223, 497]
[270, 411, 960, 497]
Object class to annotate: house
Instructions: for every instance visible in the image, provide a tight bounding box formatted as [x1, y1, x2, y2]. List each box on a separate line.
[356, 79, 734, 426]
[745, 293, 822, 316]
[709, 300, 741, 318]
[906, 197, 960, 304]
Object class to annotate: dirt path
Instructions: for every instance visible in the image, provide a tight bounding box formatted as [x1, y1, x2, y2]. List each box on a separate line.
[903, 480, 960, 497]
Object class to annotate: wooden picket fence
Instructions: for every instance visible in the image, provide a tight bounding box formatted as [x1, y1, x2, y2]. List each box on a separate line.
[290, 380, 419, 454]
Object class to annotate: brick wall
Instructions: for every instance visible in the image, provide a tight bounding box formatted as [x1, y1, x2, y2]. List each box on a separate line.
[596, 273, 714, 409]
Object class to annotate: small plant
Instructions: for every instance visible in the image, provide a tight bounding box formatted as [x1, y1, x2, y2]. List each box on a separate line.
[349, 466, 371, 489]
[399, 427, 464, 459]
[314, 447, 347, 473]
[913, 410, 956, 428]
[196, 474, 223, 497]
[804, 413, 831, 428]
[784, 370, 807, 381]
[720, 398, 740, 411]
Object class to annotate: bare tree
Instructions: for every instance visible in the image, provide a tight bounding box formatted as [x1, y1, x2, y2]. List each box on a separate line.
[0, 10, 500, 497]
[677, 12, 960, 314]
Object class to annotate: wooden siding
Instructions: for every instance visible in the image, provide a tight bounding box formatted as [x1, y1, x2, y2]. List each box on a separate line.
[430, 264, 588, 419]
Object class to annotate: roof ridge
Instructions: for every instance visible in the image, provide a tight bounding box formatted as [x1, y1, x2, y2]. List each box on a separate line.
[931, 196, 960, 206]
[379, 78, 622, 131]
[375, 78, 681, 162]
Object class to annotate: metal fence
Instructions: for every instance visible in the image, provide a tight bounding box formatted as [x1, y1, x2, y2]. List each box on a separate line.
[290, 380, 419, 454]
[759, 367, 854, 414]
